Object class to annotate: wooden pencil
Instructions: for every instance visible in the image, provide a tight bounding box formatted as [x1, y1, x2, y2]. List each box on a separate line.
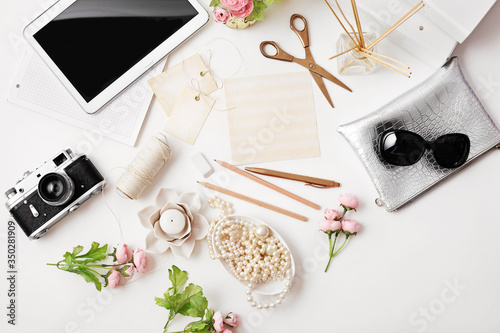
[215, 160, 320, 210]
[198, 182, 308, 222]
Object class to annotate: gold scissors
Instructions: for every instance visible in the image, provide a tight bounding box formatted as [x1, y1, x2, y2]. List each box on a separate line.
[260, 14, 352, 108]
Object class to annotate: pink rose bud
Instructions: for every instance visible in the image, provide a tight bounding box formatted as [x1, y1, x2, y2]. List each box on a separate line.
[221, 0, 248, 11]
[229, 1, 254, 18]
[124, 265, 135, 280]
[338, 193, 359, 210]
[116, 244, 131, 264]
[133, 248, 147, 274]
[324, 208, 342, 221]
[341, 219, 360, 235]
[107, 270, 121, 289]
[318, 219, 342, 232]
[213, 311, 224, 332]
[213, 8, 231, 23]
[223, 312, 238, 327]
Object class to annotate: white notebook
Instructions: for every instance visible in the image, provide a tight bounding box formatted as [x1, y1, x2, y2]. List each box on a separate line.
[8, 48, 165, 146]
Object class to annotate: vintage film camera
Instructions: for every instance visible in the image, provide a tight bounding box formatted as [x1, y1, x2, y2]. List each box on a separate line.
[5, 149, 106, 239]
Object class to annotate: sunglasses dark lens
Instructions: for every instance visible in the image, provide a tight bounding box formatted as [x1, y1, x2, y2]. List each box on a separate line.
[432, 134, 470, 168]
[380, 131, 426, 166]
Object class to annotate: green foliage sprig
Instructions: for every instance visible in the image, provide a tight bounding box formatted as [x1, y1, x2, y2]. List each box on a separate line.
[155, 266, 237, 333]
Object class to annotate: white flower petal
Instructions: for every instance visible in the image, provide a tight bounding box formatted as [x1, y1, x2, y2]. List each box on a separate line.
[178, 192, 201, 213]
[155, 188, 179, 207]
[190, 213, 209, 240]
[138, 205, 158, 230]
[171, 238, 196, 258]
[145, 232, 171, 253]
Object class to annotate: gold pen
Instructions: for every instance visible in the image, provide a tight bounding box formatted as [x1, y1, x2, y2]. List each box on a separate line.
[244, 167, 340, 188]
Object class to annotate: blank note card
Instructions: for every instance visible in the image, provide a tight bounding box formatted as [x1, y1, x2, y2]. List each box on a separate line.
[224, 71, 320, 165]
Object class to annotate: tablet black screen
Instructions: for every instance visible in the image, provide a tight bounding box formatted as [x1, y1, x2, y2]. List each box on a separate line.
[34, 0, 197, 102]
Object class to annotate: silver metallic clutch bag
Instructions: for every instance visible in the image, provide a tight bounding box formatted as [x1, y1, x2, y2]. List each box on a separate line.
[338, 57, 500, 211]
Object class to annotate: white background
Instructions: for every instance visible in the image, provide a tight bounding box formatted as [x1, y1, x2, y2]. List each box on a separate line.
[1, 0, 500, 332]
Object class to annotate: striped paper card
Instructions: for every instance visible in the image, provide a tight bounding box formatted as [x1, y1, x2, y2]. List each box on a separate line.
[225, 72, 320, 164]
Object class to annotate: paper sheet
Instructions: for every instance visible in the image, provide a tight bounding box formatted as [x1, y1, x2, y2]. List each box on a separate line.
[225, 72, 320, 165]
[8, 48, 162, 146]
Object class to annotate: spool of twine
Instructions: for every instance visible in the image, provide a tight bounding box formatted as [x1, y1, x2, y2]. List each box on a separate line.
[116, 133, 172, 200]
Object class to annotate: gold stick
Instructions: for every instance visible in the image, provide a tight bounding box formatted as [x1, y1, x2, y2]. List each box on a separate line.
[197, 182, 308, 222]
[351, 0, 365, 48]
[361, 48, 410, 69]
[215, 160, 320, 210]
[328, 45, 358, 60]
[334, 0, 362, 46]
[360, 51, 411, 77]
[366, 1, 424, 49]
[339, 58, 356, 73]
[324, 0, 359, 47]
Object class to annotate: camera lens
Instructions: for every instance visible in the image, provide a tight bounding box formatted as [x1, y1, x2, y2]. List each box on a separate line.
[38, 173, 74, 206]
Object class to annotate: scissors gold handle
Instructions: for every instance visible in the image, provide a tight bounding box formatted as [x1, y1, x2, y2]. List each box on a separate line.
[290, 14, 310, 48]
[260, 41, 294, 62]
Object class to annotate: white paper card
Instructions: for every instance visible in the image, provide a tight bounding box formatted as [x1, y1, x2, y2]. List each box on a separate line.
[149, 54, 218, 116]
[225, 72, 320, 165]
[163, 87, 215, 144]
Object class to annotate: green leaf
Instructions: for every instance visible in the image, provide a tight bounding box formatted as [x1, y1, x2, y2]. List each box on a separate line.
[75, 242, 108, 264]
[247, 1, 268, 21]
[120, 265, 131, 277]
[204, 309, 213, 322]
[74, 267, 102, 291]
[155, 297, 171, 309]
[177, 284, 204, 316]
[209, 0, 221, 7]
[184, 320, 208, 332]
[168, 265, 188, 295]
[186, 295, 208, 319]
[62, 252, 74, 270]
[72, 245, 84, 256]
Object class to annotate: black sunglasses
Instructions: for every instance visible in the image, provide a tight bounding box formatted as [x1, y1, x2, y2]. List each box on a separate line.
[379, 129, 470, 168]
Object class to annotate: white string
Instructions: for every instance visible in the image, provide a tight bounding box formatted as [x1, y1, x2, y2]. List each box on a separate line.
[116, 133, 173, 200]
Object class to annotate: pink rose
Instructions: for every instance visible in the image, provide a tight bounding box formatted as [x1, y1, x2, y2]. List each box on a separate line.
[107, 270, 121, 289]
[229, 1, 254, 18]
[116, 244, 131, 264]
[223, 313, 238, 327]
[221, 330, 232, 333]
[341, 219, 360, 235]
[213, 311, 224, 332]
[213, 8, 231, 23]
[338, 193, 359, 210]
[220, 0, 248, 11]
[318, 219, 342, 232]
[133, 248, 147, 274]
[124, 265, 135, 280]
[324, 208, 342, 221]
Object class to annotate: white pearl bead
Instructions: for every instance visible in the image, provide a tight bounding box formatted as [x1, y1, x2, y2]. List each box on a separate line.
[247, 296, 253, 302]
[250, 301, 257, 307]
[263, 303, 270, 309]
[257, 304, 263, 310]
[246, 289, 252, 295]
[285, 281, 292, 288]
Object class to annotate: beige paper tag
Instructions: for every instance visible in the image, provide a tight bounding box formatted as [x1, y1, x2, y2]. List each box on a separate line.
[148, 54, 218, 116]
[163, 87, 215, 145]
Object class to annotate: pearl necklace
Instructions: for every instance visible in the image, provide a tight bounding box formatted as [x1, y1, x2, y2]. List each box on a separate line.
[207, 196, 294, 309]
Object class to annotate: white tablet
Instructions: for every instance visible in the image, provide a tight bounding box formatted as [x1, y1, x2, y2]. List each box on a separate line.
[24, 0, 208, 114]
